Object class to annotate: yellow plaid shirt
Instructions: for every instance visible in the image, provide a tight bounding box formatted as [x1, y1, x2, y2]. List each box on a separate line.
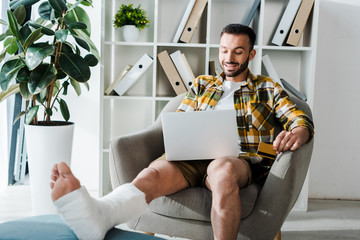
[176, 70, 314, 165]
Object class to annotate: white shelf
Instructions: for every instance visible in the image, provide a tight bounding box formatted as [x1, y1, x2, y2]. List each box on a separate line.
[100, 0, 319, 210]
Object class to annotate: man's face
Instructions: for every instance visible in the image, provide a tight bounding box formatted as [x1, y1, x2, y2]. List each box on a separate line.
[219, 33, 255, 79]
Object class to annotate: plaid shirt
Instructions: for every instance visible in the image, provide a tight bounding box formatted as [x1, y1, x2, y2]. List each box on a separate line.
[177, 70, 314, 165]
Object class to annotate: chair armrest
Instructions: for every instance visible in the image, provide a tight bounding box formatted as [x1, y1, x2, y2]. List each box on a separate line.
[109, 122, 164, 189]
[240, 138, 314, 239]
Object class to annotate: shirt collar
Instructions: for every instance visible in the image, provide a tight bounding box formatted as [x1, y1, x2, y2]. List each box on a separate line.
[217, 69, 257, 91]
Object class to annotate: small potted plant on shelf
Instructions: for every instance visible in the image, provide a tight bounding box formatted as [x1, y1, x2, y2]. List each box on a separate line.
[113, 3, 150, 42]
[0, 0, 99, 214]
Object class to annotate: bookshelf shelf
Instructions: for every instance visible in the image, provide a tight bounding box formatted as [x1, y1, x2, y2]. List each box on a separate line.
[100, 0, 319, 210]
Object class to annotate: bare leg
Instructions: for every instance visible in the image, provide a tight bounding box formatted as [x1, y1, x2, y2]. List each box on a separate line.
[205, 157, 250, 240]
[50, 161, 80, 201]
[132, 159, 190, 203]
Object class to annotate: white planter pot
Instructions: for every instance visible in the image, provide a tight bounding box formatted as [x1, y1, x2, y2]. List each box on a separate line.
[122, 25, 140, 42]
[25, 122, 74, 215]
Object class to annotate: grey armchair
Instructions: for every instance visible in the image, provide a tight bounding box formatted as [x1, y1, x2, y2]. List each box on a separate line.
[109, 93, 314, 240]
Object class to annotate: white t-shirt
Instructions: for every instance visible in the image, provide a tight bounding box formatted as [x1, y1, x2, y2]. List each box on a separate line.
[213, 80, 242, 111]
[213, 80, 245, 153]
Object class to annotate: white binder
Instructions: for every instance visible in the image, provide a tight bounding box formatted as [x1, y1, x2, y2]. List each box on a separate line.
[173, 0, 196, 43]
[261, 55, 284, 88]
[170, 50, 195, 90]
[271, 0, 302, 46]
[113, 54, 153, 96]
[242, 0, 261, 26]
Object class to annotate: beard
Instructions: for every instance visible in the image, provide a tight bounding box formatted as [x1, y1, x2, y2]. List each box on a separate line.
[221, 56, 250, 78]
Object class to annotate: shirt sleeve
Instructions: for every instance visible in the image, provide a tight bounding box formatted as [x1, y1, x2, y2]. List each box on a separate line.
[273, 82, 315, 139]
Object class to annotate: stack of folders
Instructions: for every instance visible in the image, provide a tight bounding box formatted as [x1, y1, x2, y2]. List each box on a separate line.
[173, 0, 208, 43]
[262, 54, 307, 101]
[158, 50, 195, 95]
[272, 0, 315, 46]
[105, 54, 153, 96]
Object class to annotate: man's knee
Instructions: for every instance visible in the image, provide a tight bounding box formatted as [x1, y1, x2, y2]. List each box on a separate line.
[207, 158, 248, 191]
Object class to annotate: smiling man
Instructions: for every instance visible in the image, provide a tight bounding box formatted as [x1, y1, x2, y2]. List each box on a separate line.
[50, 24, 314, 240]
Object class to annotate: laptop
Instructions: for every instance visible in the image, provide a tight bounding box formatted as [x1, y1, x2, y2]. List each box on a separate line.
[161, 109, 239, 161]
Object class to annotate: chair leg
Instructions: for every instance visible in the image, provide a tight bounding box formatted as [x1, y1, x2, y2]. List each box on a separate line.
[274, 230, 281, 240]
[144, 232, 155, 236]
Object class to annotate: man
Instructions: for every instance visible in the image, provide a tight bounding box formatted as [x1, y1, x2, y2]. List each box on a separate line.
[51, 24, 314, 240]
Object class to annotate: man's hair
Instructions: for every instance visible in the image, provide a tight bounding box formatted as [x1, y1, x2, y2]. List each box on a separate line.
[220, 24, 256, 50]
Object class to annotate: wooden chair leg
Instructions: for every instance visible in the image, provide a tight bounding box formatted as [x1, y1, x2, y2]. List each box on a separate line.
[144, 232, 155, 236]
[274, 230, 281, 240]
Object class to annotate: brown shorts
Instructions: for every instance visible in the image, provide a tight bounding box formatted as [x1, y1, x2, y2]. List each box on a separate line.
[155, 154, 270, 188]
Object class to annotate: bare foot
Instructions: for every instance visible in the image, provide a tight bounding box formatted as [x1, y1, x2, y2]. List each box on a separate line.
[50, 162, 81, 202]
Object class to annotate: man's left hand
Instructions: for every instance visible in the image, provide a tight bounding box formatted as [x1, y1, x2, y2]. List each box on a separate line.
[273, 127, 310, 154]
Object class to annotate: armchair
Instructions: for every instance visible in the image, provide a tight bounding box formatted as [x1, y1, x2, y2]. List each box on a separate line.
[109, 93, 314, 240]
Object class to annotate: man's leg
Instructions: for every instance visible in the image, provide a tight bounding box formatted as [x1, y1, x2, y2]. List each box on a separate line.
[205, 157, 250, 240]
[50, 160, 188, 240]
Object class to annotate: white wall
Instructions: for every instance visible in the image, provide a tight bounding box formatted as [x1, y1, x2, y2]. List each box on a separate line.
[310, 0, 360, 199]
[64, 1, 101, 192]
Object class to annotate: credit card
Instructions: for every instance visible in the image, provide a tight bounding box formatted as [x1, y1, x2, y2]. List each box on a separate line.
[257, 142, 276, 160]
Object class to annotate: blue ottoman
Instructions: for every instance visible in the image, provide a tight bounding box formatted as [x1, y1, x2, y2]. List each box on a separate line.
[0, 214, 164, 240]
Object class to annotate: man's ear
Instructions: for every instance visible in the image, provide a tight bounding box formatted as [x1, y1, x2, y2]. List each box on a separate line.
[249, 49, 256, 61]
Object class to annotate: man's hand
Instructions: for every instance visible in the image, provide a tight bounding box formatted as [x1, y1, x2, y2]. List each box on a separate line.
[273, 127, 310, 154]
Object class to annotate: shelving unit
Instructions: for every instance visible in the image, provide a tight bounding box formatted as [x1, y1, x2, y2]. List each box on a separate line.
[100, 0, 319, 210]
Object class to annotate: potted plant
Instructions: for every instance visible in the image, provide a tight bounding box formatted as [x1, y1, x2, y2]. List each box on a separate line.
[113, 3, 150, 42]
[0, 0, 99, 214]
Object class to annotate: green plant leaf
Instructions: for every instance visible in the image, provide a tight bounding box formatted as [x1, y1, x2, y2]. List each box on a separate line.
[38, 1, 53, 20]
[70, 78, 81, 96]
[0, 19, 7, 26]
[59, 53, 90, 82]
[0, 33, 7, 41]
[25, 43, 55, 70]
[19, 81, 32, 100]
[49, 0, 67, 14]
[84, 54, 98, 67]
[4, 37, 19, 54]
[80, 0, 92, 7]
[10, 0, 40, 10]
[28, 63, 56, 94]
[62, 80, 69, 95]
[0, 84, 20, 102]
[72, 28, 99, 61]
[83, 81, 90, 91]
[13, 5, 26, 25]
[16, 66, 30, 82]
[35, 89, 47, 104]
[13, 111, 27, 124]
[55, 29, 69, 42]
[25, 105, 39, 125]
[27, 21, 55, 35]
[23, 28, 42, 50]
[0, 58, 24, 90]
[65, 6, 90, 36]
[0, 46, 8, 63]
[7, 10, 21, 40]
[59, 98, 70, 121]
[67, 0, 85, 12]
[19, 25, 32, 45]
[73, 34, 90, 51]
[68, 21, 87, 30]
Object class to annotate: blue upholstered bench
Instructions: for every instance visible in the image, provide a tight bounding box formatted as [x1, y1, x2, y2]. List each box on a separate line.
[0, 214, 164, 240]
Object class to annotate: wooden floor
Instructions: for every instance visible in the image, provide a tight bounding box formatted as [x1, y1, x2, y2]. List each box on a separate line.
[1, 184, 360, 239]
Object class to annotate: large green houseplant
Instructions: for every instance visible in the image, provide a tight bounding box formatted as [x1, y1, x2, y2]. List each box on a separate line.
[0, 0, 99, 125]
[0, 0, 100, 214]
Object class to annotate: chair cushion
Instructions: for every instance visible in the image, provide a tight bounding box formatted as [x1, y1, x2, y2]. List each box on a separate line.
[149, 184, 261, 222]
[0, 214, 165, 240]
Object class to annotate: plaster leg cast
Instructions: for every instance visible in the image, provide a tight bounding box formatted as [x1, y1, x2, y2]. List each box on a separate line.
[51, 162, 146, 240]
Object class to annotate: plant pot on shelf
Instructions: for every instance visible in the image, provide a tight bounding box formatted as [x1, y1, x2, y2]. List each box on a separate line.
[25, 122, 75, 215]
[122, 25, 140, 42]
